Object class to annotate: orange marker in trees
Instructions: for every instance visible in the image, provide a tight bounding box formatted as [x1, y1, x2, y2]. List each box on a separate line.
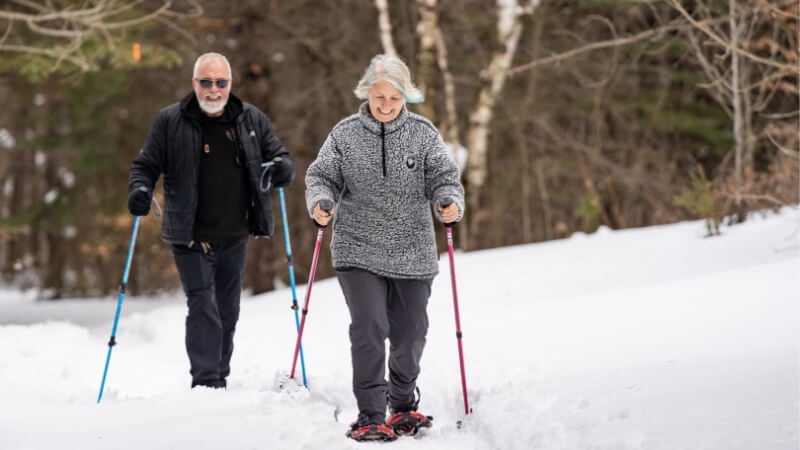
[132, 43, 141, 63]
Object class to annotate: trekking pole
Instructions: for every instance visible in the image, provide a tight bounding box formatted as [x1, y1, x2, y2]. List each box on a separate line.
[442, 200, 470, 416]
[97, 215, 142, 403]
[289, 199, 333, 381]
[277, 187, 308, 387]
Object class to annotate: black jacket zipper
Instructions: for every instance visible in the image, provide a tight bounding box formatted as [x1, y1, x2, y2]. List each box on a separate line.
[381, 122, 386, 178]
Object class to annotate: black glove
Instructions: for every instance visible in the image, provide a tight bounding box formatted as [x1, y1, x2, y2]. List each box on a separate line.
[270, 157, 294, 188]
[128, 186, 152, 216]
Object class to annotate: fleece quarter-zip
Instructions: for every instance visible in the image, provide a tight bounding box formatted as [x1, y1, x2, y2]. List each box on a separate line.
[305, 102, 464, 279]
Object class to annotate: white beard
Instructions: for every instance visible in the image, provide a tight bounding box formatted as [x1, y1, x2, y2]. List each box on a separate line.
[198, 97, 227, 115]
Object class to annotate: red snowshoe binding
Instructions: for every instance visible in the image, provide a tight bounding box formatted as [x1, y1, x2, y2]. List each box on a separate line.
[386, 387, 433, 437]
[386, 410, 433, 436]
[346, 415, 397, 442]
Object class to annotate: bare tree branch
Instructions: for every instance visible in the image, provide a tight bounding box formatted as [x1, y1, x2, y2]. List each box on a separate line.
[0, 0, 202, 74]
[721, 190, 788, 206]
[766, 131, 800, 159]
[509, 21, 684, 75]
[0, 43, 90, 70]
[510, 1, 798, 76]
[666, 0, 798, 73]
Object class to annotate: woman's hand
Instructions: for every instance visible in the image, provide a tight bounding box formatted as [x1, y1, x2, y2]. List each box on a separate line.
[313, 203, 334, 226]
[437, 202, 459, 224]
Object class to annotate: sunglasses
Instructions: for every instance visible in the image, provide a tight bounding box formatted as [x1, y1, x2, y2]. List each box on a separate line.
[195, 78, 230, 89]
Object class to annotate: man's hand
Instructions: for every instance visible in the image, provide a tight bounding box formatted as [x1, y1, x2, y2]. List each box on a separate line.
[270, 157, 294, 188]
[128, 186, 152, 216]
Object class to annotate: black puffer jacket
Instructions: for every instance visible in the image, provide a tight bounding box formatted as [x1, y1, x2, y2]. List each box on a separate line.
[129, 92, 291, 245]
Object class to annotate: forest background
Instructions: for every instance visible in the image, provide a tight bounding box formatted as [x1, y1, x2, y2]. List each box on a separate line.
[0, 0, 797, 299]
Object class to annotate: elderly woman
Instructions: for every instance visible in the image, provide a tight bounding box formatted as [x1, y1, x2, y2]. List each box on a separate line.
[305, 54, 464, 441]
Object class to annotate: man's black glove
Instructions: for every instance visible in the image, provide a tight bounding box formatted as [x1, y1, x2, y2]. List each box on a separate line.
[270, 157, 294, 188]
[128, 186, 152, 216]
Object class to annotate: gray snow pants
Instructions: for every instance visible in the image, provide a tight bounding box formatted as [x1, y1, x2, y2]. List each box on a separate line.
[336, 268, 433, 421]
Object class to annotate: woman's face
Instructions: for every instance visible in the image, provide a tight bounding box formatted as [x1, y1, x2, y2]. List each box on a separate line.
[367, 80, 404, 123]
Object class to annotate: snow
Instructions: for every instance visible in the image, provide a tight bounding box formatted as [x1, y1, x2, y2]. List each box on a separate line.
[1, 208, 797, 450]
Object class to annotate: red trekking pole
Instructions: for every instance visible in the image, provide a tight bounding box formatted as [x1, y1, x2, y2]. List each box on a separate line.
[442, 201, 470, 417]
[289, 200, 333, 382]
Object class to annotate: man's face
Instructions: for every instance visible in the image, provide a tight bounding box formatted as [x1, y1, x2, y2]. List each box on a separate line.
[193, 58, 232, 117]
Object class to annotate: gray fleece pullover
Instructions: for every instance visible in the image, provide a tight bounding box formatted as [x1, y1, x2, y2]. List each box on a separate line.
[305, 102, 465, 279]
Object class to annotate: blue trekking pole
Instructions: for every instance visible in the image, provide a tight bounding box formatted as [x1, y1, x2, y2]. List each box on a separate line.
[97, 215, 141, 403]
[278, 187, 308, 387]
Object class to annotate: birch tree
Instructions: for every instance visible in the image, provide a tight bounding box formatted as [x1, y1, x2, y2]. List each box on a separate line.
[414, 0, 463, 169]
[462, 0, 539, 248]
[371, 0, 538, 248]
[374, 0, 398, 57]
[414, 0, 438, 121]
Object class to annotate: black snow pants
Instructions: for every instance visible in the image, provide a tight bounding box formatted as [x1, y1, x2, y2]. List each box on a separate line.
[171, 238, 247, 387]
[336, 268, 433, 422]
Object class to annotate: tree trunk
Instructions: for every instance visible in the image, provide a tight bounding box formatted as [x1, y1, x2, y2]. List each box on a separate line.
[465, 0, 535, 249]
[520, 13, 544, 243]
[435, 28, 461, 148]
[246, 239, 275, 296]
[729, 0, 745, 220]
[415, 0, 438, 121]
[375, 0, 398, 57]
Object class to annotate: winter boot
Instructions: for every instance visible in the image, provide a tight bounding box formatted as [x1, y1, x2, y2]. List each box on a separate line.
[191, 378, 226, 389]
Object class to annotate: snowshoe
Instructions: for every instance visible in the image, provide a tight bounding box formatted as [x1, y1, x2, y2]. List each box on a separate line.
[346, 422, 397, 442]
[387, 387, 432, 436]
[386, 410, 433, 437]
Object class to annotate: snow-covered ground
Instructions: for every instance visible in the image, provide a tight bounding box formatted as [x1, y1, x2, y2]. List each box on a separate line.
[1, 208, 797, 450]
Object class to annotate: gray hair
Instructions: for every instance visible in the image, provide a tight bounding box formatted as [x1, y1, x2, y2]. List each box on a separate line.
[192, 52, 232, 79]
[354, 54, 424, 103]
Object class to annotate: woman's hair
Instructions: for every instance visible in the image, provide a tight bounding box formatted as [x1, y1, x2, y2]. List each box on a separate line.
[193, 52, 232, 79]
[353, 54, 424, 103]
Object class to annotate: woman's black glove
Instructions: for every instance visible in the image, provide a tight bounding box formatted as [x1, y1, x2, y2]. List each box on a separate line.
[128, 186, 152, 216]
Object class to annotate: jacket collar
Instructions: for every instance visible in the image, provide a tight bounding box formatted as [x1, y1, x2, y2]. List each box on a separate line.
[357, 101, 409, 135]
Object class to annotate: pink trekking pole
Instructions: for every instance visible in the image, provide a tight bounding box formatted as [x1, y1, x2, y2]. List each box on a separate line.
[442, 200, 470, 417]
[289, 200, 333, 381]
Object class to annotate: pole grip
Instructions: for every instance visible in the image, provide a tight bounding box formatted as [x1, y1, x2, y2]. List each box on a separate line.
[319, 199, 334, 212]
